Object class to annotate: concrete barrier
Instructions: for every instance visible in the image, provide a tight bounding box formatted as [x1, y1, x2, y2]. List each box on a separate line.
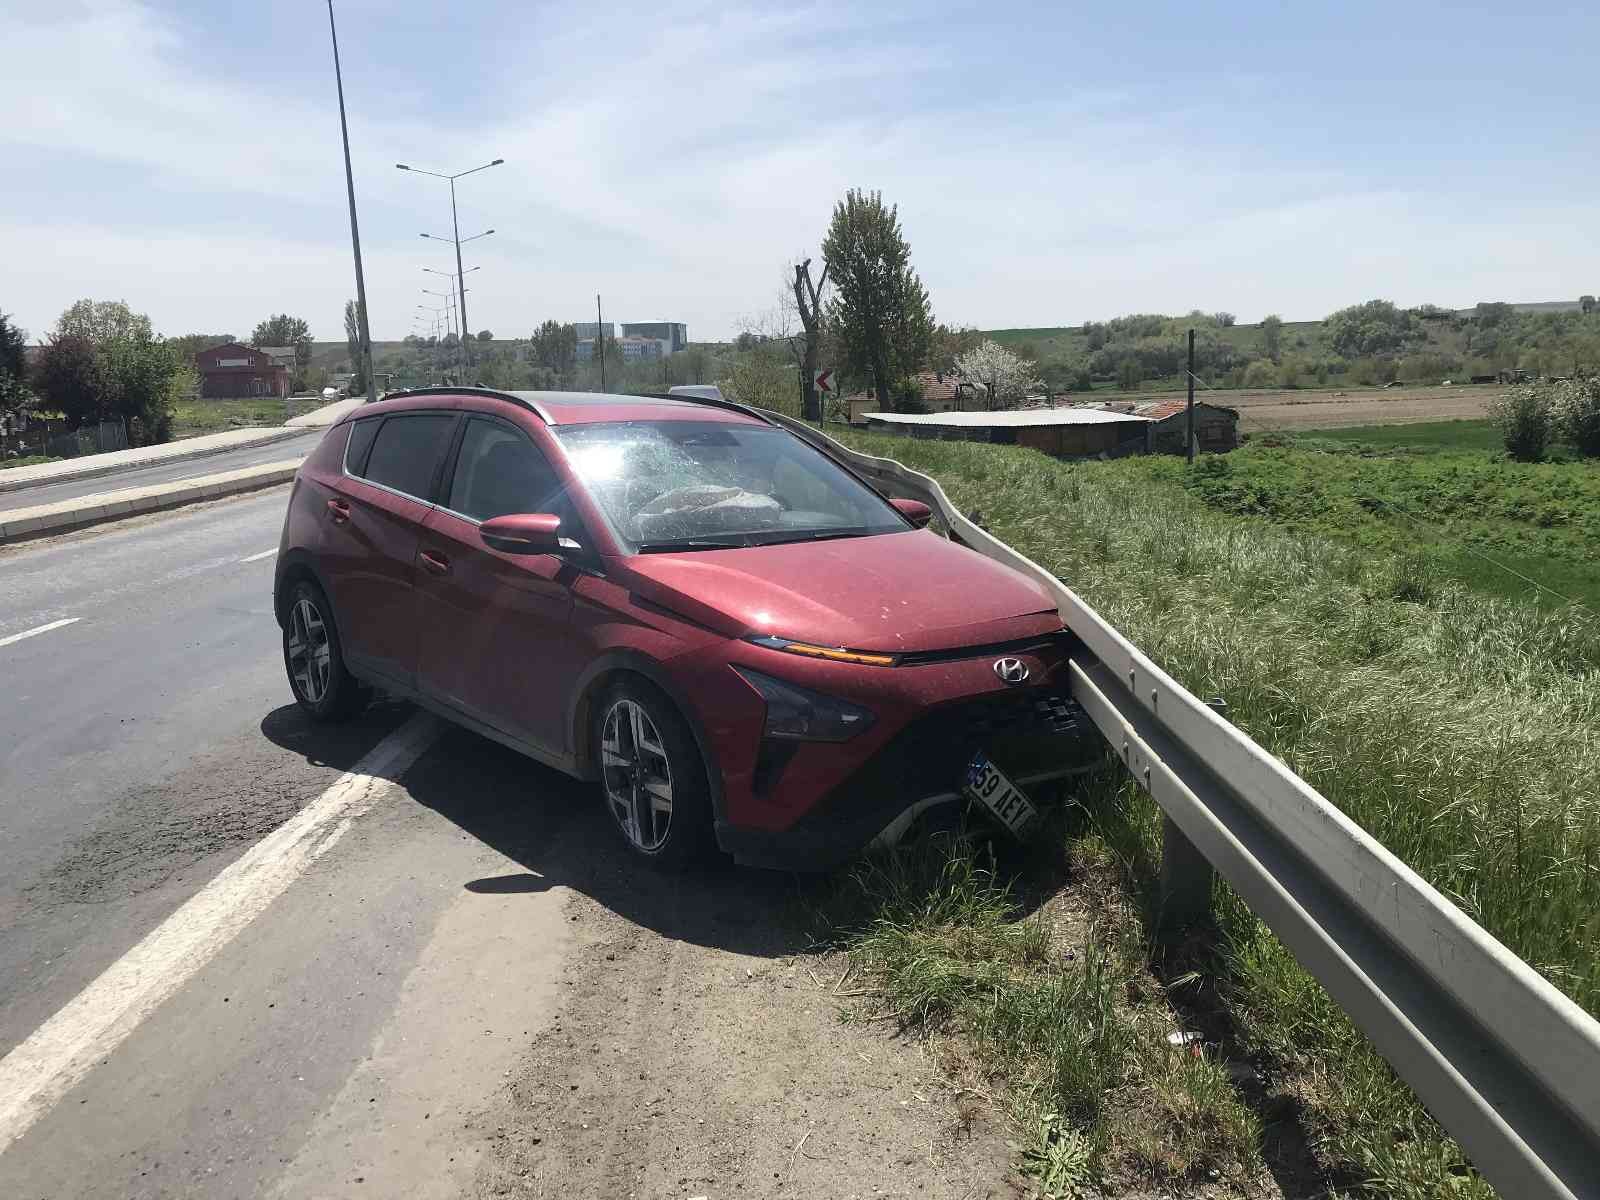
[0, 459, 303, 545]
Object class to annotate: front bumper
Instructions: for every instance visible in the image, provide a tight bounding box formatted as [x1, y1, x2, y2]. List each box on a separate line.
[715, 687, 1101, 870]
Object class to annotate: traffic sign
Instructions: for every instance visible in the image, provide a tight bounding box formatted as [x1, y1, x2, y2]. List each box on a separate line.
[813, 369, 835, 394]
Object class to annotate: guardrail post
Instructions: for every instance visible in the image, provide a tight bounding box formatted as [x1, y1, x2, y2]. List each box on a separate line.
[1158, 814, 1214, 932]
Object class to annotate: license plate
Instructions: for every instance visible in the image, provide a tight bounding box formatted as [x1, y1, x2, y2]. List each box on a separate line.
[964, 751, 1039, 838]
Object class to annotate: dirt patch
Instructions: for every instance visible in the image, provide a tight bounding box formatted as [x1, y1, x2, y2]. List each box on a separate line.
[1217, 384, 1501, 433]
[472, 878, 1026, 1200]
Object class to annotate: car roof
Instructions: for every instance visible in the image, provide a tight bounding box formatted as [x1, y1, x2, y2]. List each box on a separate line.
[357, 387, 768, 427]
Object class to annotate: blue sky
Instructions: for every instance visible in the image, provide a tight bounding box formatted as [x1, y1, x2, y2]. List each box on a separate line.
[4, 0, 1597, 344]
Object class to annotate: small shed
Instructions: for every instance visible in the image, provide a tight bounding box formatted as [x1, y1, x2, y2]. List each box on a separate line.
[1132, 399, 1239, 454]
[862, 407, 1151, 458]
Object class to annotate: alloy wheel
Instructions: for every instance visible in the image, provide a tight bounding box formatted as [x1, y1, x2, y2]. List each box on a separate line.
[599, 699, 675, 852]
[287, 597, 333, 704]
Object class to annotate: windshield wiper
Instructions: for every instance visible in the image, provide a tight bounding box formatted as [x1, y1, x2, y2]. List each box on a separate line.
[635, 538, 749, 553]
[755, 528, 876, 546]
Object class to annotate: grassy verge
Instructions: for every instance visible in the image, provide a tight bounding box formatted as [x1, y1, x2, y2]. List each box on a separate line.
[1, 455, 63, 470]
[1155, 434, 1600, 610]
[826, 429, 1600, 1198]
[1301, 418, 1503, 452]
[170, 397, 322, 438]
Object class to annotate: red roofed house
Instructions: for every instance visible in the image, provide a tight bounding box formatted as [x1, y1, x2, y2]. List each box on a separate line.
[195, 342, 291, 399]
[1133, 398, 1239, 453]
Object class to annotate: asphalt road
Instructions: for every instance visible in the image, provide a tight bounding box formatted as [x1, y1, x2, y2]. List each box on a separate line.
[0, 484, 1015, 1199]
[0, 428, 321, 513]
[0, 487, 584, 1196]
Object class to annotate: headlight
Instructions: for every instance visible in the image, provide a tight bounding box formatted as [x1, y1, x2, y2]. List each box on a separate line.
[733, 667, 875, 742]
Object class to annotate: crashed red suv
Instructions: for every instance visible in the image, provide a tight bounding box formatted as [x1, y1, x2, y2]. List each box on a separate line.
[274, 389, 1089, 868]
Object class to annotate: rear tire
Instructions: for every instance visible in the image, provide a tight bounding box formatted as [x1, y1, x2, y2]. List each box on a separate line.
[593, 678, 714, 869]
[282, 579, 366, 722]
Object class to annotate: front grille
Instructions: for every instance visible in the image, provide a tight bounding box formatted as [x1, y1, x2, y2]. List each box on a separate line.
[895, 628, 1076, 667]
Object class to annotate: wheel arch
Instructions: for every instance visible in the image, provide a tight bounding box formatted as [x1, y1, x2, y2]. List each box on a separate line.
[568, 652, 726, 826]
[273, 550, 330, 629]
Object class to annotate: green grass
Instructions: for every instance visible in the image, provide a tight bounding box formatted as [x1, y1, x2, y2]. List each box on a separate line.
[828, 428, 1600, 1198]
[170, 397, 323, 438]
[1156, 437, 1600, 610]
[1, 454, 62, 470]
[1301, 418, 1503, 452]
[817, 830, 1263, 1194]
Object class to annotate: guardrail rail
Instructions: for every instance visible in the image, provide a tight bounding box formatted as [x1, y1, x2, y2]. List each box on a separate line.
[769, 411, 1600, 1200]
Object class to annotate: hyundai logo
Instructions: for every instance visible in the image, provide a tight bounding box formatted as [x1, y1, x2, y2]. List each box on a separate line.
[993, 657, 1029, 685]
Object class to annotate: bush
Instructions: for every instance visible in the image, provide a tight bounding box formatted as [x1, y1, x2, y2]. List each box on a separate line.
[1489, 386, 1553, 461]
[1552, 376, 1600, 457]
[1241, 359, 1279, 388]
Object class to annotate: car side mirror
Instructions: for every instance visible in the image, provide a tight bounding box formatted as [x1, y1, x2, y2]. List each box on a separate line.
[891, 498, 933, 528]
[480, 512, 562, 554]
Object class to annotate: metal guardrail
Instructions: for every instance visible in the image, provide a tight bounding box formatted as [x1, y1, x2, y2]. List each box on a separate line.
[772, 412, 1600, 1200]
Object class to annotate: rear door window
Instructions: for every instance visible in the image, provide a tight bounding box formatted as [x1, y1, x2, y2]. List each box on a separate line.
[359, 414, 455, 500]
[343, 417, 380, 475]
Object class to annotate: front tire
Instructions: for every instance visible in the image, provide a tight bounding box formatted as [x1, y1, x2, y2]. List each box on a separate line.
[594, 679, 713, 869]
[282, 579, 366, 721]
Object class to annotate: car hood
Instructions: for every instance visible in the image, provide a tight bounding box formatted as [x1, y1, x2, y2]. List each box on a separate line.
[619, 529, 1061, 653]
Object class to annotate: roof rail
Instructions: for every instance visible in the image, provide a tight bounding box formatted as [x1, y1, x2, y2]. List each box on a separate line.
[370, 386, 554, 424]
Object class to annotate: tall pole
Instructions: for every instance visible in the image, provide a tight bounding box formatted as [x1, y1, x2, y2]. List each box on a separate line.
[327, 0, 377, 404]
[596, 293, 605, 391]
[1185, 327, 1196, 465]
[449, 178, 471, 374]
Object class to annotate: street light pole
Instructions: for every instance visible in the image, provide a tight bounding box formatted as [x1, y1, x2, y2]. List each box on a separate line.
[326, 0, 377, 403]
[396, 158, 503, 379]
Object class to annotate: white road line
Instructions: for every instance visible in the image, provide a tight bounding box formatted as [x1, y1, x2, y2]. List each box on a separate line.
[238, 548, 278, 563]
[0, 712, 440, 1155]
[0, 618, 80, 649]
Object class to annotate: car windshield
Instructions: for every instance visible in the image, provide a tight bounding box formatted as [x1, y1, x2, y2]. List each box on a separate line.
[553, 419, 908, 550]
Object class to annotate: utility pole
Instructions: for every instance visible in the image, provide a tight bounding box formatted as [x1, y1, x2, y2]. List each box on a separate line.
[326, 0, 376, 403]
[596, 294, 605, 391]
[1185, 327, 1196, 465]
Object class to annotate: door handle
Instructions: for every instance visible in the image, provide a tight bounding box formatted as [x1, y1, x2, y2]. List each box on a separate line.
[419, 549, 450, 576]
[326, 498, 351, 524]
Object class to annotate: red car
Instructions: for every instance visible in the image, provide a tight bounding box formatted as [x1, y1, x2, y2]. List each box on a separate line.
[274, 389, 1089, 868]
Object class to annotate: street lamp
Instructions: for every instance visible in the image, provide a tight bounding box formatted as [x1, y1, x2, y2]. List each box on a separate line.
[326, 0, 377, 403]
[421, 289, 463, 364]
[396, 158, 503, 368]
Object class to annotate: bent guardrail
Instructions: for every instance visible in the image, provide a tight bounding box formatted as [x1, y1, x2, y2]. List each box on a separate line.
[770, 411, 1600, 1200]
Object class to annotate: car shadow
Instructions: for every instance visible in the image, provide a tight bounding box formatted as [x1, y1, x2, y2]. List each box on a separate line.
[262, 704, 822, 958]
[259, 700, 416, 771]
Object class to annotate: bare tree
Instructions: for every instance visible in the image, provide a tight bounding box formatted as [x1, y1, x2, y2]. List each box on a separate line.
[792, 258, 829, 421]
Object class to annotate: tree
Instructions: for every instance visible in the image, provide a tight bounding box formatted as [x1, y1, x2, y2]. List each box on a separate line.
[32, 335, 107, 427]
[55, 299, 151, 345]
[821, 189, 933, 407]
[530, 320, 578, 379]
[1475, 301, 1514, 329]
[1324, 299, 1416, 358]
[1260, 314, 1283, 362]
[1117, 359, 1142, 391]
[250, 314, 313, 371]
[167, 333, 235, 362]
[477, 329, 493, 342]
[0, 313, 27, 409]
[1582, 295, 1596, 316]
[791, 258, 830, 422]
[1489, 387, 1551, 462]
[344, 300, 366, 394]
[1212, 311, 1236, 327]
[1242, 359, 1280, 388]
[954, 341, 1042, 410]
[1552, 376, 1600, 457]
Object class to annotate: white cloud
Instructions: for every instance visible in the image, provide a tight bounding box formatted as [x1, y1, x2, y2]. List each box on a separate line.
[3, 0, 1596, 345]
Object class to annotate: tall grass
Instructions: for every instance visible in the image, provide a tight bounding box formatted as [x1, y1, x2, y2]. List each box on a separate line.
[834, 430, 1600, 1196]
